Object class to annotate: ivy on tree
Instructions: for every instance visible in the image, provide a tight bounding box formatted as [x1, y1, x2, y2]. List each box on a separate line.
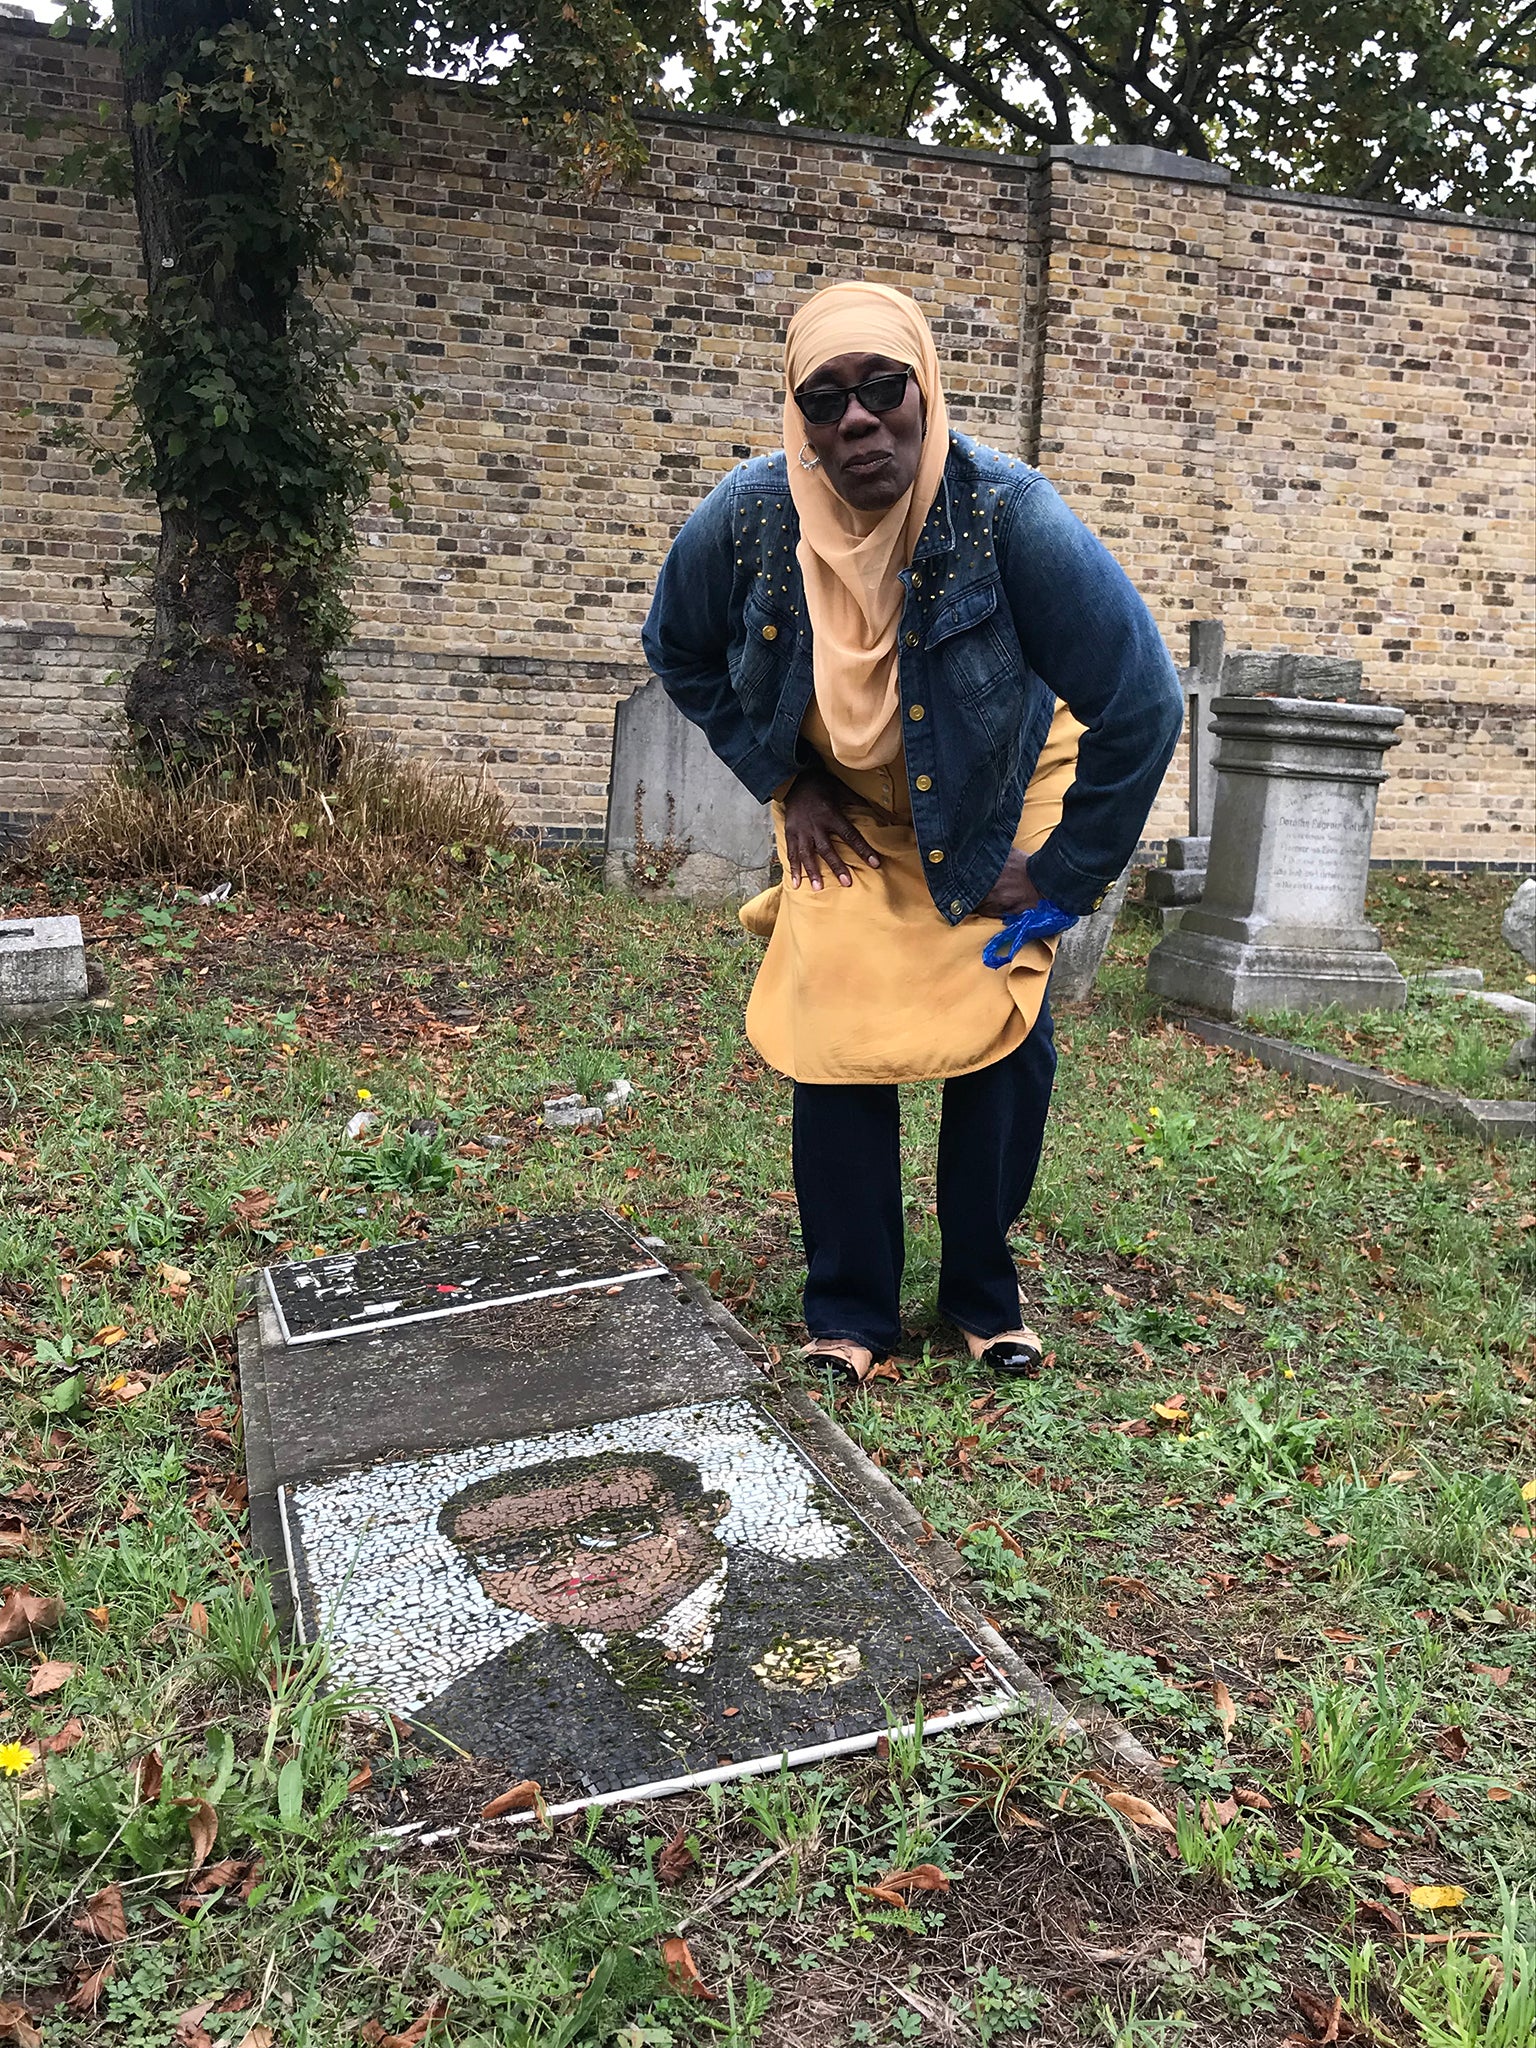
[666, 0, 1536, 219]
[55, 0, 700, 777]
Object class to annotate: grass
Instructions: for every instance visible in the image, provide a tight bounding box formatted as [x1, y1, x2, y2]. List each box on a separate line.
[1251, 984, 1530, 1102]
[0, 851, 1532, 2044]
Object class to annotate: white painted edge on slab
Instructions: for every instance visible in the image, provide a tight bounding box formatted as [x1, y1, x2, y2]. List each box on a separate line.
[380, 1696, 1018, 1839]
[262, 1258, 670, 1346]
[277, 1484, 308, 1647]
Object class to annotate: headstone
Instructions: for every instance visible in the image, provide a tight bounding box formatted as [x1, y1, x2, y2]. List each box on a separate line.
[605, 678, 774, 903]
[0, 915, 88, 1020]
[1504, 879, 1536, 967]
[1417, 967, 1484, 989]
[1185, 620, 1225, 839]
[1146, 695, 1407, 1017]
[1146, 622, 1220, 913]
[240, 1214, 1017, 1814]
[1165, 837, 1209, 872]
[1049, 868, 1132, 1003]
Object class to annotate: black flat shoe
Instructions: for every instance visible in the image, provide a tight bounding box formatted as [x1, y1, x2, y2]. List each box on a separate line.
[974, 1337, 1043, 1376]
[803, 1346, 885, 1379]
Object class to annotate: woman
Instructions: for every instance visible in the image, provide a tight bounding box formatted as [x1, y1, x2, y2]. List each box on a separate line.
[643, 282, 1182, 1378]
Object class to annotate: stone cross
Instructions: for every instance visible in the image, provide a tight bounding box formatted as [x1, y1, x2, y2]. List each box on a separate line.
[1184, 619, 1225, 841]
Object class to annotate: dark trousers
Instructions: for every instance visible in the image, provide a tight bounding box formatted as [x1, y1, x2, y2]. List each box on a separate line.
[791, 999, 1057, 1356]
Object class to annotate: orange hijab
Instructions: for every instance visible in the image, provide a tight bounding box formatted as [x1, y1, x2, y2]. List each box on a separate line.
[784, 282, 950, 770]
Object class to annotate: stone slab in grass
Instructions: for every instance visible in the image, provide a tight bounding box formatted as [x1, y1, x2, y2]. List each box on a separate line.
[239, 1214, 1027, 1816]
[1167, 1013, 1534, 1147]
[0, 914, 88, 1020]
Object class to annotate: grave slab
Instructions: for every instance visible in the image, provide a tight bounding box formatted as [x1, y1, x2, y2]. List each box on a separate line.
[0, 914, 88, 1019]
[264, 1211, 666, 1344]
[240, 1215, 1020, 1814]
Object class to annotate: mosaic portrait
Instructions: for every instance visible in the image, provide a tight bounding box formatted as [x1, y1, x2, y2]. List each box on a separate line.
[288, 1398, 1008, 1799]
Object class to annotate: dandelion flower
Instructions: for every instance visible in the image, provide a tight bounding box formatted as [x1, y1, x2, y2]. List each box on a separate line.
[356, 1087, 372, 1102]
[0, 1741, 36, 1777]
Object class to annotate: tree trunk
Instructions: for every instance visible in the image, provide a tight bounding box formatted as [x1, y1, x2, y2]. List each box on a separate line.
[117, 0, 343, 780]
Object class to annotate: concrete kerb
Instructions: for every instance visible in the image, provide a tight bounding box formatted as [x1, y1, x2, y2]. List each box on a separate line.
[1163, 1012, 1535, 1147]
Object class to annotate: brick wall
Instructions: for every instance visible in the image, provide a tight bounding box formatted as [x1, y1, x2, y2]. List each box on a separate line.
[2, 19, 1532, 863]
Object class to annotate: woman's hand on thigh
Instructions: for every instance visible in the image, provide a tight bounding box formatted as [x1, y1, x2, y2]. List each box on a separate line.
[783, 769, 883, 890]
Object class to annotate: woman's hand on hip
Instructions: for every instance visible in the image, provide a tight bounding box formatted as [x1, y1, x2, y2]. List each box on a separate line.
[976, 850, 1041, 919]
[782, 768, 883, 890]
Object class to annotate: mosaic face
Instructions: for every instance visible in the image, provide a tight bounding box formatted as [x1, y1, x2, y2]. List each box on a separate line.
[442, 1454, 729, 1632]
[288, 1399, 1010, 1801]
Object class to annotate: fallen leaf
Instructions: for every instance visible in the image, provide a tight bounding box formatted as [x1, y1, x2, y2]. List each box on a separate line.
[233, 2027, 273, 2048]
[0, 2004, 43, 2048]
[859, 1863, 951, 1906]
[172, 1997, 219, 2048]
[231, 1189, 275, 1227]
[1469, 1664, 1511, 1686]
[93, 1326, 127, 1348]
[657, 1826, 695, 1886]
[81, 1248, 124, 1272]
[1291, 1985, 1343, 2041]
[480, 1778, 542, 1821]
[156, 1262, 193, 1298]
[1408, 1884, 1468, 1912]
[1212, 1679, 1237, 1741]
[1100, 1788, 1176, 1834]
[73, 1882, 127, 1943]
[1382, 1874, 1413, 1897]
[137, 1749, 164, 1801]
[86, 1605, 110, 1630]
[174, 1796, 218, 1870]
[26, 1659, 75, 1698]
[1232, 1785, 1273, 1811]
[1360, 1899, 1405, 1934]
[958, 1518, 1024, 1558]
[180, 1855, 255, 1905]
[347, 1763, 373, 1794]
[1435, 1726, 1470, 1764]
[183, 1601, 209, 1639]
[659, 1936, 718, 2001]
[377, 2001, 448, 2048]
[0, 1586, 63, 1647]
[1487, 1787, 1513, 1802]
[67, 1963, 115, 2015]
[39, 1716, 85, 1756]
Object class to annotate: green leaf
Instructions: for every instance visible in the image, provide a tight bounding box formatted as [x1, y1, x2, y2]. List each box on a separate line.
[276, 1755, 304, 1826]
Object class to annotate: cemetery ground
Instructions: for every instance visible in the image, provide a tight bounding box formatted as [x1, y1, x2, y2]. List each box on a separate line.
[0, 856, 1532, 2047]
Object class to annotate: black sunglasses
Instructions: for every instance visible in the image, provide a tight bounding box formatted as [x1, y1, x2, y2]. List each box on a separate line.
[794, 366, 915, 427]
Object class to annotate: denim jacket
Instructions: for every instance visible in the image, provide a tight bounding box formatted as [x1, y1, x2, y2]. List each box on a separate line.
[641, 432, 1183, 921]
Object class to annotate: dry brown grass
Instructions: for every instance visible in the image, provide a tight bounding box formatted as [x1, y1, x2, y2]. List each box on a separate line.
[7, 738, 537, 896]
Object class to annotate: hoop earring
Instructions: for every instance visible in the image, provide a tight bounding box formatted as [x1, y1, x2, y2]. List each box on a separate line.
[797, 441, 821, 472]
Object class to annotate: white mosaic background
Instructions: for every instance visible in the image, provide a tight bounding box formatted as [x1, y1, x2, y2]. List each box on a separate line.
[290, 1397, 854, 1713]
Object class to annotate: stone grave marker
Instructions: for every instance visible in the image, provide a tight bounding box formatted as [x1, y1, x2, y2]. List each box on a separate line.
[605, 677, 774, 903]
[240, 1214, 1017, 1814]
[1049, 867, 1132, 1003]
[0, 914, 88, 1021]
[1146, 690, 1406, 1018]
[1145, 621, 1223, 924]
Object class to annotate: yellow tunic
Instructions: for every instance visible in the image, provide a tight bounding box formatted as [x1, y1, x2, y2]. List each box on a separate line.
[740, 699, 1085, 1085]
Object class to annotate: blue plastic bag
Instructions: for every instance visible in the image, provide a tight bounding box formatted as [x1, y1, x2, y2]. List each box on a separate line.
[982, 897, 1078, 969]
